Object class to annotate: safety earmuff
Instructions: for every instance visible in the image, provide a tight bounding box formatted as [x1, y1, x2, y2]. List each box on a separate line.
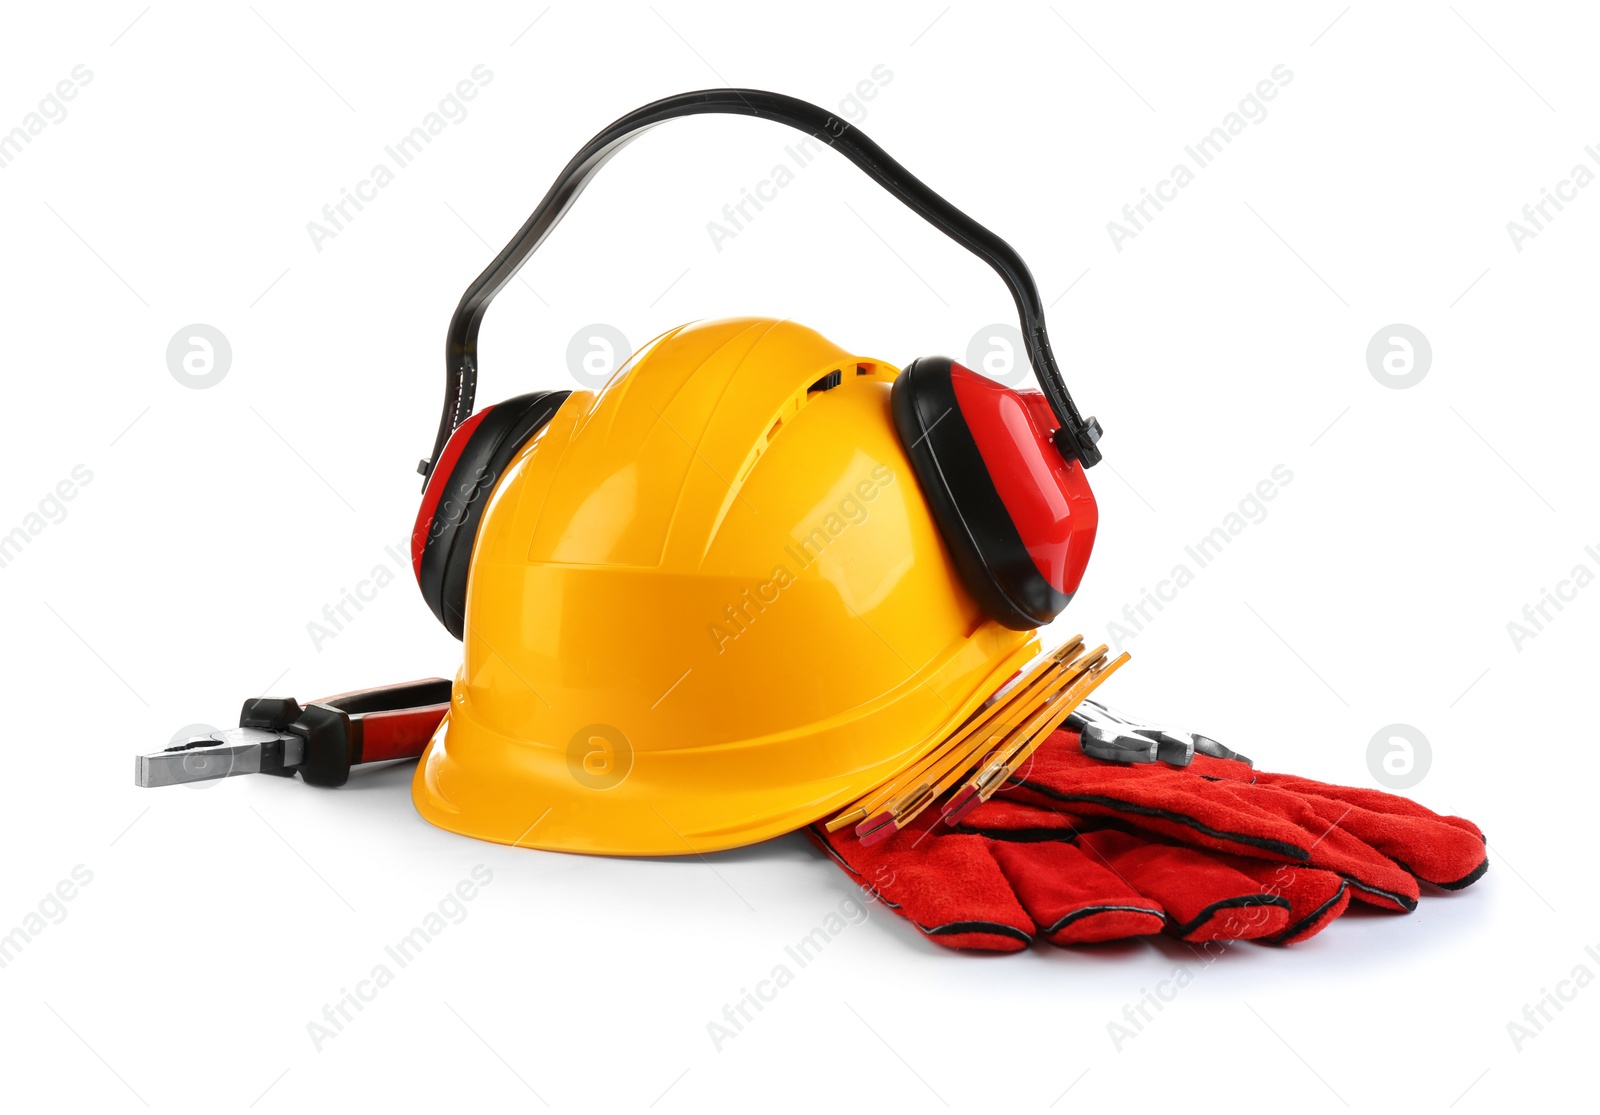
[412, 390, 569, 638]
[411, 89, 1105, 638]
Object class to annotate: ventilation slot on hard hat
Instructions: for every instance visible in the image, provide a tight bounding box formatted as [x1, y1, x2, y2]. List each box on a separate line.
[740, 361, 885, 485]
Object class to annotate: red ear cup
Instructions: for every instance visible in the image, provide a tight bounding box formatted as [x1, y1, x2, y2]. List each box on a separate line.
[891, 358, 1098, 630]
[412, 391, 570, 639]
[412, 407, 495, 582]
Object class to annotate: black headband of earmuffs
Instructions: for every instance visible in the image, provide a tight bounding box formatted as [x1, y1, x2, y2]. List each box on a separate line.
[423, 87, 1103, 484]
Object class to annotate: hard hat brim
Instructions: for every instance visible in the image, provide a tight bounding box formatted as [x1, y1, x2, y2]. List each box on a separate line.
[411, 630, 1038, 856]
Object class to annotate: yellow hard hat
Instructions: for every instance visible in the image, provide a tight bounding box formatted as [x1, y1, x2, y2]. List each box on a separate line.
[412, 317, 1040, 854]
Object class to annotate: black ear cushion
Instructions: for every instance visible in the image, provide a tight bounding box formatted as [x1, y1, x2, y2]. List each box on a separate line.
[418, 390, 571, 639]
[891, 358, 1067, 631]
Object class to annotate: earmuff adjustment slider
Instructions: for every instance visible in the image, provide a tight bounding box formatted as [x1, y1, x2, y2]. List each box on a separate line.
[1056, 416, 1104, 468]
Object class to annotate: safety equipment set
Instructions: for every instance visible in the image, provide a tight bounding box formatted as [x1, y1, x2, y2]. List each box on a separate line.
[136, 90, 1486, 952]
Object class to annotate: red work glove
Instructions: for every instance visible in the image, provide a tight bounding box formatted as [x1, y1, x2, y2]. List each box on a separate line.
[809, 724, 1486, 954]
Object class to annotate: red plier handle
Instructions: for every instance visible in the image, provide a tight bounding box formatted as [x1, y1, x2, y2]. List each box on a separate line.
[304, 679, 453, 765]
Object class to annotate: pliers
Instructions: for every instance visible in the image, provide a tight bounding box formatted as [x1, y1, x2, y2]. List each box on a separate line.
[136, 679, 451, 788]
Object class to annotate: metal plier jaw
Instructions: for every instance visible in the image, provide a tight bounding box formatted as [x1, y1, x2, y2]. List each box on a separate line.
[1065, 699, 1252, 769]
[137, 725, 304, 787]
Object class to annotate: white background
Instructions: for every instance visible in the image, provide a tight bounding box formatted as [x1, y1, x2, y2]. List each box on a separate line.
[1, 2, 1594, 1110]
